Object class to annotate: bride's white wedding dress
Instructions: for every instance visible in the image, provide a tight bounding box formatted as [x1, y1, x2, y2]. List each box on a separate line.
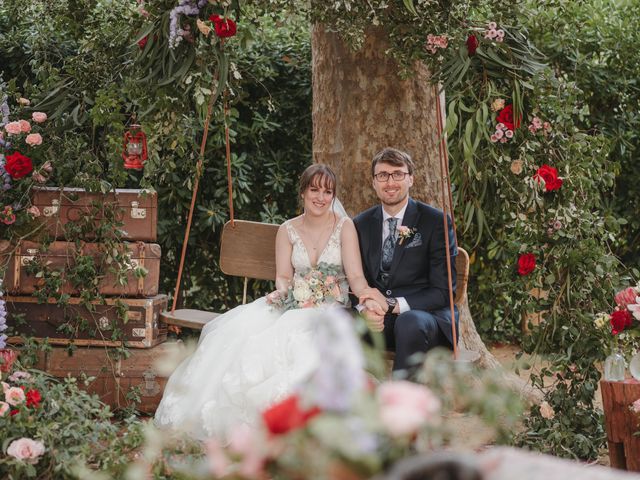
[154, 217, 350, 440]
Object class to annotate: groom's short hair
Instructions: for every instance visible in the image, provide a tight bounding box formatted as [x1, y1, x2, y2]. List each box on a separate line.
[371, 148, 415, 176]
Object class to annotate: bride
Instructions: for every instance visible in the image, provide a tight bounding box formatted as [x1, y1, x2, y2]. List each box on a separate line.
[154, 164, 383, 440]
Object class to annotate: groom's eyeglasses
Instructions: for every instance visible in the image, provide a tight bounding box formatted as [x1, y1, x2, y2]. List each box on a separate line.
[374, 171, 410, 182]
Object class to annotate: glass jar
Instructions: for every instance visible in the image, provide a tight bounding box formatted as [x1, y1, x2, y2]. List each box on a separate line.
[604, 349, 625, 381]
[629, 351, 640, 381]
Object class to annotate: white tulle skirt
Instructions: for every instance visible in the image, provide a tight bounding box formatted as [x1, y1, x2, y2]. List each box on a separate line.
[154, 297, 321, 441]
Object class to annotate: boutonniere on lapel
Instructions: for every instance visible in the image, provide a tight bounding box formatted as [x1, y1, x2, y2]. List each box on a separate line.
[396, 226, 417, 245]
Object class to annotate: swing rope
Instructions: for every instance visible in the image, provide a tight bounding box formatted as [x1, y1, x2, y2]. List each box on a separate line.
[171, 75, 236, 314]
[434, 85, 459, 360]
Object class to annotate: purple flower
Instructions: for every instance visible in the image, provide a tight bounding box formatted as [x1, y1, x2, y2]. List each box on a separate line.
[168, 0, 209, 48]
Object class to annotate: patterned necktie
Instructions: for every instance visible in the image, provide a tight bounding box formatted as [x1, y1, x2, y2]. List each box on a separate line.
[381, 217, 398, 271]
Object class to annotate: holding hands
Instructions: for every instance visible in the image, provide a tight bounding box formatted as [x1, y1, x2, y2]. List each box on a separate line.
[359, 287, 387, 333]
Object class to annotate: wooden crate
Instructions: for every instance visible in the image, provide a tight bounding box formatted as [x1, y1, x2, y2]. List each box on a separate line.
[34, 342, 179, 414]
[5, 294, 167, 348]
[600, 379, 640, 471]
[32, 187, 157, 242]
[1, 240, 161, 297]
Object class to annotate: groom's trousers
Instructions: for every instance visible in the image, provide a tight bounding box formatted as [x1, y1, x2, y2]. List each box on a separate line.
[384, 306, 458, 372]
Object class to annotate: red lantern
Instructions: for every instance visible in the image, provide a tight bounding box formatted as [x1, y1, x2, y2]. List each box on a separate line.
[122, 124, 148, 170]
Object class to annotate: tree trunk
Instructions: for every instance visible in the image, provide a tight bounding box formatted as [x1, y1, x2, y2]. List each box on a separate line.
[311, 25, 541, 404]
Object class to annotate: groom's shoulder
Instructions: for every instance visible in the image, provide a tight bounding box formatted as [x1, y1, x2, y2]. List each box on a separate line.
[413, 200, 446, 220]
[353, 205, 379, 225]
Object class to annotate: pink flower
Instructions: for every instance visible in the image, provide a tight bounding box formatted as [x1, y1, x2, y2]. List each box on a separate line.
[18, 120, 31, 133]
[543, 121, 552, 132]
[1, 206, 16, 225]
[377, 380, 441, 437]
[8, 371, 32, 382]
[25, 133, 42, 146]
[5, 386, 26, 406]
[7, 438, 46, 464]
[26, 206, 41, 218]
[494, 129, 504, 140]
[4, 121, 21, 135]
[32, 171, 47, 183]
[228, 424, 267, 478]
[490, 134, 498, 143]
[2, 382, 9, 395]
[0, 401, 9, 416]
[505, 129, 514, 138]
[631, 398, 640, 414]
[41, 161, 53, 172]
[615, 287, 638, 309]
[18, 98, 31, 106]
[324, 275, 336, 285]
[31, 112, 47, 123]
[539, 401, 555, 419]
[488, 22, 497, 30]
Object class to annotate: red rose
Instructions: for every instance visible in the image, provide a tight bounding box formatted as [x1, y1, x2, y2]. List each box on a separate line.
[4, 151, 33, 179]
[517, 253, 536, 276]
[466, 35, 478, 56]
[496, 104, 521, 131]
[25, 389, 42, 408]
[137, 35, 148, 49]
[10, 409, 19, 416]
[0, 349, 18, 373]
[262, 394, 321, 435]
[611, 309, 633, 335]
[534, 164, 563, 192]
[209, 14, 237, 38]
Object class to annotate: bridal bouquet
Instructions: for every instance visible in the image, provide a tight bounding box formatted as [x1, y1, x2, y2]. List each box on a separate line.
[266, 262, 347, 311]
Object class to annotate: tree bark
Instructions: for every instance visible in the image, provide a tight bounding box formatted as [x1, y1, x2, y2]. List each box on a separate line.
[311, 25, 541, 404]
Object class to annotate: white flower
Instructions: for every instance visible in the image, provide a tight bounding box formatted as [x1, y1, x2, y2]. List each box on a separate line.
[292, 281, 312, 302]
[539, 401, 555, 419]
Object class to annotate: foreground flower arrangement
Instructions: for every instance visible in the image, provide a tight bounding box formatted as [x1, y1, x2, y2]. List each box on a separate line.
[119, 309, 522, 480]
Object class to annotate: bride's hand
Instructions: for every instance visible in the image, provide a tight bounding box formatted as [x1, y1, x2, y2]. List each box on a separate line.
[359, 288, 387, 310]
[266, 290, 285, 304]
[363, 298, 385, 316]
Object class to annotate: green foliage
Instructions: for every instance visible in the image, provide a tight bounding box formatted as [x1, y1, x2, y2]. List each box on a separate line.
[0, 364, 144, 478]
[521, 0, 640, 268]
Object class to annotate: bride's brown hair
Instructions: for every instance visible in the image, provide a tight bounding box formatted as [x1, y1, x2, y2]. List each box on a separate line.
[298, 164, 337, 199]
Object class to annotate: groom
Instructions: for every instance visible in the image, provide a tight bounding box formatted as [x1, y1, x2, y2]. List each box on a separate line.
[354, 147, 459, 372]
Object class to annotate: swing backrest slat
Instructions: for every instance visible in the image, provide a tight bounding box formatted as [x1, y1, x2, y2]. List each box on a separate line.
[220, 220, 279, 280]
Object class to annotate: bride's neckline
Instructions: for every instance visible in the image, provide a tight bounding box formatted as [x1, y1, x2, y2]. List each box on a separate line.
[289, 215, 342, 268]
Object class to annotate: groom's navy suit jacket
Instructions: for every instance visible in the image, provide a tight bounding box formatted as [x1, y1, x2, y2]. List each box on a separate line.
[353, 198, 459, 344]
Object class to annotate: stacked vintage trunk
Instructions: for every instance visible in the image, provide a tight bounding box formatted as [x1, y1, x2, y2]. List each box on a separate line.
[1, 188, 172, 413]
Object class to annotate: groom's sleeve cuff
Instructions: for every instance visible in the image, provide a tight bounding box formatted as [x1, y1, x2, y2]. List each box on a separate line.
[397, 297, 410, 314]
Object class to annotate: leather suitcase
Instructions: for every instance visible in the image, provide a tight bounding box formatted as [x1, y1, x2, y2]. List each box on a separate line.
[5, 294, 168, 348]
[0, 240, 161, 297]
[31, 187, 157, 242]
[33, 342, 179, 414]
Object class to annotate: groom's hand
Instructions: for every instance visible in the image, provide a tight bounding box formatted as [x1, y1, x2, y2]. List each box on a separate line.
[363, 299, 385, 332]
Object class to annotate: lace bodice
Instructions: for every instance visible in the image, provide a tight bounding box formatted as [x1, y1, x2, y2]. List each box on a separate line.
[284, 216, 347, 271]
[284, 216, 349, 305]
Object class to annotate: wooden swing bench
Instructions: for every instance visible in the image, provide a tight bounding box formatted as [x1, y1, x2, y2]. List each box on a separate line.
[160, 220, 471, 337]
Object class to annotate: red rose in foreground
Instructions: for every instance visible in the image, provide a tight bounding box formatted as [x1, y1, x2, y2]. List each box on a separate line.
[466, 35, 478, 56]
[534, 164, 563, 192]
[611, 309, 633, 335]
[209, 15, 237, 38]
[517, 253, 536, 276]
[496, 104, 521, 131]
[262, 394, 320, 435]
[25, 389, 42, 408]
[0, 349, 18, 373]
[5, 152, 34, 179]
